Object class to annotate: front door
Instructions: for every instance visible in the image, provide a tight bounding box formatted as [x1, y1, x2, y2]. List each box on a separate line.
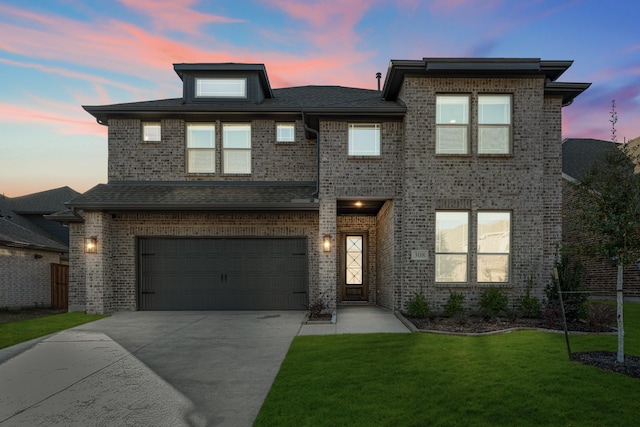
[341, 233, 367, 301]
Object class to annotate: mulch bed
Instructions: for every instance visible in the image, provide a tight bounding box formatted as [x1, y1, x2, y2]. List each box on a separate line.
[407, 315, 639, 379]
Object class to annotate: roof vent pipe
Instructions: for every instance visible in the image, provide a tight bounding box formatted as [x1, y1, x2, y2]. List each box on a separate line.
[376, 72, 382, 91]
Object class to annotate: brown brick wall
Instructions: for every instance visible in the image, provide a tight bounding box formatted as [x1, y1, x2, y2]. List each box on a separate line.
[397, 76, 561, 313]
[0, 246, 59, 308]
[108, 119, 316, 182]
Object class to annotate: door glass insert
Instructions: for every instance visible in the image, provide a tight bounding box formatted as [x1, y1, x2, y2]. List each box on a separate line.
[346, 235, 363, 285]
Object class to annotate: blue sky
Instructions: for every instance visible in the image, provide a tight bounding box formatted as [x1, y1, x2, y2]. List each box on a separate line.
[1, 0, 639, 197]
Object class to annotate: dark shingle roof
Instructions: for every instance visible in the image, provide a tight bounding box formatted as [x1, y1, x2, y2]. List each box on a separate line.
[0, 196, 68, 251]
[68, 182, 319, 211]
[562, 138, 622, 182]
[10, 186, 80, 213]
[83, 86, 405, 123]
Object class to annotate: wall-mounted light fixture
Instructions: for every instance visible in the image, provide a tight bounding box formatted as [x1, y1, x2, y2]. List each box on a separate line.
[85, 237, 98, 254]
[323, 235, 332, 252]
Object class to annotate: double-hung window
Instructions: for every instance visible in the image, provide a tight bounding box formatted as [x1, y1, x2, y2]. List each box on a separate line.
[435, 211, 469, 283]
[477, 211, 511, 283]
[276, 123, 295, 142]
[478, 95, 511, 154]
[348, 124, 380, 156]
[436, 95, 469, 154]
[223, 124, 251, 174]
[187, 123, 215, 173]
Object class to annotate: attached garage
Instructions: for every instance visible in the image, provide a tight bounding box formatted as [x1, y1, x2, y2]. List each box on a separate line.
[138, 237, 308, 310]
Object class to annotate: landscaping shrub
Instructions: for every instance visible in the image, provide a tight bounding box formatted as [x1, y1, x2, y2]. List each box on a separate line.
[518, 277, 542, 318]
[544, 247, 588, 322]
[444, 291, 465, 317]
[406, 292, 429, 318]
[588, 302, 616, 332]
[480, 288, 509, 320]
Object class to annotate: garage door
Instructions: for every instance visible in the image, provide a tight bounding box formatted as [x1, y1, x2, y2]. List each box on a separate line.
[138, 238, 308, 310]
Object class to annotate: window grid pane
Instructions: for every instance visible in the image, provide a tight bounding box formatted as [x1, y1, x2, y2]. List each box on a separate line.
[196, 78, 246, 97]
[223, 124, 251, 174]
[436, 95, 469, 154]
[435, 211, 469, 283]
[348, 124, 380, 156]
[346, 236, 363, 285]
[143, 123, 161, 142]
[477, 211, 511, 283]
[277, 123, 295, 142]
[187, 124, 215, 173]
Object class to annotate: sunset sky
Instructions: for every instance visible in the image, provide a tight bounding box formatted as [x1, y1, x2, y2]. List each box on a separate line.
[1, 0, 639, 197]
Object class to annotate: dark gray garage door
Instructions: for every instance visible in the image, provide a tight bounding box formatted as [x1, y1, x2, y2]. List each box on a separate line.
[138, 238, 308, 310]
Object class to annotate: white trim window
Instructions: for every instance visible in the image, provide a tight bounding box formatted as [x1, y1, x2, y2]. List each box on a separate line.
[348, 123, 380, 156]
[477, 211, 511, 283]
[276, 123, 295, 142]
[195, 78, 246, 98]
[436, 95, 469, 154]
[142, 122, 161, 142]
[478, 95, 511, 154]
[435, 211, 469, 283]
[187, 123, 215, 173]
[223, 123, 251, 174]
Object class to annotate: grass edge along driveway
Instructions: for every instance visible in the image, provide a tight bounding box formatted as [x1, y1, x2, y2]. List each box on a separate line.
[0, 312, 109, 349]
[255, 303, 640, 427]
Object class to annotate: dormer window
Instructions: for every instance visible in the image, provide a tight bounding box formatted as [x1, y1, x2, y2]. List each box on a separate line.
[195, 78, 246, 98]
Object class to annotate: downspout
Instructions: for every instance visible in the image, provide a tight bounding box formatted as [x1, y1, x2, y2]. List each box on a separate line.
[302, 111, 320, 197]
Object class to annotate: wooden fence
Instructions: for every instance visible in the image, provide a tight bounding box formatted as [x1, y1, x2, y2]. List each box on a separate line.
[51, 263, 69, 310]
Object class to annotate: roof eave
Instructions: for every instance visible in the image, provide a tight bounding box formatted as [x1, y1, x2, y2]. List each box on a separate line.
[69, 203, 320, 211]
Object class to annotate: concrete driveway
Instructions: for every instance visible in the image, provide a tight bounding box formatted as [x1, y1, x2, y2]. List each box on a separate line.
[0, 311, 306, 427]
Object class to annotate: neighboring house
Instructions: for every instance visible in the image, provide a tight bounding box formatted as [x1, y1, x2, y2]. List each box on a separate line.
[0, 187, 78, 308]
[65, 58, 590, 314]
[562, 138, 640, 299]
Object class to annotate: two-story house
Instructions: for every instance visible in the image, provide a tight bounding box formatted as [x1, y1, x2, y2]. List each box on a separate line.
[66, 58, 589, 314]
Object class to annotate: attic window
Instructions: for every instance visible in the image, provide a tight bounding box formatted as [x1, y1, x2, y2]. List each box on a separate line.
[142, 122, 161, 142]
[196, 78, 246, 98]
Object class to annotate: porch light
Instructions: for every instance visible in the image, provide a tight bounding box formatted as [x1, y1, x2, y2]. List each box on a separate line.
[85, 237, 98, 254]
[323, 235, 332, 252]
[354, 201, 363, 208]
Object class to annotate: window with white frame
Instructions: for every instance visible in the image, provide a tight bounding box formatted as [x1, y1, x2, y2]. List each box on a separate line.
[436, 95, 469, 154]
[223, 123, 251, 174]
[276, 123, 295, 142]
[348, 123, 380, 156]
[142, 122, 161, 142]
[195, 78, 246, 98]
[478, 95, 511, 154]
[477, 211, 511, 283]
[435, 211, 469, 283]
[187, 123, 215, 173]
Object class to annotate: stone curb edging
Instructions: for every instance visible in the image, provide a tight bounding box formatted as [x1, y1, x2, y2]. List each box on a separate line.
[394, 311, 617, 336]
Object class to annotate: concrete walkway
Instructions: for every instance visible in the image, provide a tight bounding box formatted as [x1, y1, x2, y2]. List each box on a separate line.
[0, 306, 408, 426]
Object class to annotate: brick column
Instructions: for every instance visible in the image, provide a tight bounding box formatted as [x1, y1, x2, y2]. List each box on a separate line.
[84, 211, 112, 314]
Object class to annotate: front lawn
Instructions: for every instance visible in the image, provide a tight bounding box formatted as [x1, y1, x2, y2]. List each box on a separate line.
[0, 312, 108, 349]
[255, 303, 640, 427]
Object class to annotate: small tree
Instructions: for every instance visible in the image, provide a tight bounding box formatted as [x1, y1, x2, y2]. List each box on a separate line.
[571, 105, 640, 363]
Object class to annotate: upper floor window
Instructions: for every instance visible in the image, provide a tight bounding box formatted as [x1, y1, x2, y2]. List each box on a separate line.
[223, 124, 251, 174]
[435, 211, 469, 283]
[196, 78, 246, 98]
[187, 123, 215, 173]
[276, 123, 295, 142]
[478, 95, 511, 154]
[142, 122, 161, 142]
[436, 95, 469, 155]
[348, 124, 380, 156]
[477, 211, 511, 283]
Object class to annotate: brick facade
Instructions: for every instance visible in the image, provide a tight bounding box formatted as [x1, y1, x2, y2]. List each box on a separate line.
[72, 59, 585, 314]
[0, 247, 60, 308]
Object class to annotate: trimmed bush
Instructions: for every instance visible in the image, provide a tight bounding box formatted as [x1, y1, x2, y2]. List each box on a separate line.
[406, 292, 430, 318]
[444, 291, 465, 317]
[480, 288, 509, 320]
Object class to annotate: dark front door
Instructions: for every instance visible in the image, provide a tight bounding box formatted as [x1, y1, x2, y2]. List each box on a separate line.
[341, 233, 367, 301]
[138, 237, 308, 310]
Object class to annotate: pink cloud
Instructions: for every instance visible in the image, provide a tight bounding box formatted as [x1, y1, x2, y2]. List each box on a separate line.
[117, 0, 244, 34]
[429, 0, 503, 15]
[0, 103, 104, 136]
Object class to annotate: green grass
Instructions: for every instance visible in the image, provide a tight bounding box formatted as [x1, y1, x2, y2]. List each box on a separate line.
[0, 312, 108, 349]
[255, 303, 640, 427]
